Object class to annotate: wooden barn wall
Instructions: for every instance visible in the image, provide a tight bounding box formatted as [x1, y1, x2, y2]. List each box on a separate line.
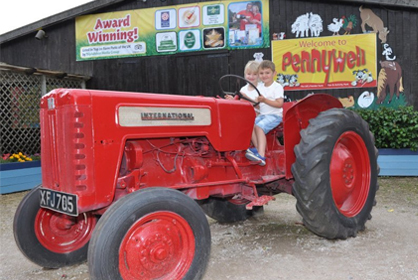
[1, 0, 417, 108]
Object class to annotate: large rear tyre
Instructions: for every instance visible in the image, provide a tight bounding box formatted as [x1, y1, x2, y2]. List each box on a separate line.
[88, 188, 211, 280]
[13, 186, 97, 268]
[199, 197, 263, 223]
[292, 108, 379, 239]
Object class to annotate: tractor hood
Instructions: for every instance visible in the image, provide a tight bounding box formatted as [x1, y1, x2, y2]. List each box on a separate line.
[40, 89, 256, 211]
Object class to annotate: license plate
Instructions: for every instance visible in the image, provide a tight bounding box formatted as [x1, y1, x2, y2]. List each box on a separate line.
[40, 189, 78, 216]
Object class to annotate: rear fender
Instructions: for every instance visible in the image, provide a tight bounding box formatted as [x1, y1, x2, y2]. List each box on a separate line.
[283, 94, 343, 179]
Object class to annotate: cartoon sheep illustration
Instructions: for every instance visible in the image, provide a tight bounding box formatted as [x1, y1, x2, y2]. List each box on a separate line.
[291, 13, 310, 38]
[308, 13, 323, 37]
[292, 13, 323, 37]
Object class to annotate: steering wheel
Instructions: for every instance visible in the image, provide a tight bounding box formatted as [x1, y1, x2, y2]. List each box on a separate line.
[218, 74, 261, 107]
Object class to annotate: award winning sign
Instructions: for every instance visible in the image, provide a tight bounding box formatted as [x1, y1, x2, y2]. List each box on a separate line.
[272, 33, 377, 91]
[76, 0, 269, 61]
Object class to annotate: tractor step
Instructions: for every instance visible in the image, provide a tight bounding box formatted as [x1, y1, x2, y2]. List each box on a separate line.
[245, 195, 275, 210]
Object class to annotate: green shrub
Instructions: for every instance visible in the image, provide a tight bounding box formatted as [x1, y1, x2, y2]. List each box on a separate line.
[352, 106, 418, 151]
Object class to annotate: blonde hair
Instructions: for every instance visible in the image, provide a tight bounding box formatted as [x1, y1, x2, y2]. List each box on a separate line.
[259, 60, 276, 72]
[244, 60, 260, 75]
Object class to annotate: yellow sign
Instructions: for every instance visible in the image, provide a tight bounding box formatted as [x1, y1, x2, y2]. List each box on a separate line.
[272, 33, 377, 91]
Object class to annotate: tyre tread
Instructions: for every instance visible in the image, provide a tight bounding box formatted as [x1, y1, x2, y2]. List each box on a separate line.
[292, 108, 379, 239]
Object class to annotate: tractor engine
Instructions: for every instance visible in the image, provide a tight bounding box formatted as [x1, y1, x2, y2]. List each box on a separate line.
[39, 89, 269, 214]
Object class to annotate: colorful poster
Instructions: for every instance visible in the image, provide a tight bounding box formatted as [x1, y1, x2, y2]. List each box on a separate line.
[76, 0, 269, 61]
[272, 33, 377, 91]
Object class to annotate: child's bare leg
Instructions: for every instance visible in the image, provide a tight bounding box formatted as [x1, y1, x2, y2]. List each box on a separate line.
[255, 126, 267, 157]
[251, 128, 258, 148]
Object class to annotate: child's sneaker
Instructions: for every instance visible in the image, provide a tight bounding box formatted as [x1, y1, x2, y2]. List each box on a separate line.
[246, 147, 258, 155]
[245, 151, 266, 166]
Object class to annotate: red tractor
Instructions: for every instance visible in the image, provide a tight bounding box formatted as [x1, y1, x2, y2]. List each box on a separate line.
[14, 76, 378, 280]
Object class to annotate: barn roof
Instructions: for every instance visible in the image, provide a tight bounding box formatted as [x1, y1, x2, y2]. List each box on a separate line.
[1, 0, 417, 44]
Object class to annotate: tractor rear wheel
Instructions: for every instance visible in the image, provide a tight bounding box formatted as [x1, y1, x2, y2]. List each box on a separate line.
[13, 186, 97, 268]
[292, 108, 378, 239]
[88, 188, 211, 280]
[199, 197, 263, 223]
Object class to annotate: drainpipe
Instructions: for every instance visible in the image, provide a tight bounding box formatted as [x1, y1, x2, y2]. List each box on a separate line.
[41, 75, 47, 96]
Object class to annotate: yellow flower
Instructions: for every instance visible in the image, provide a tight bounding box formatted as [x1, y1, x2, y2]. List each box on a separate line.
[1, 152, 38, 163]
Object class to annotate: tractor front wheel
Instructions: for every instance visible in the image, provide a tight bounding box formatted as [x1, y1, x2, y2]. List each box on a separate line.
[292, 108, 378, 239]
[13, 186, 97, 268]
[88, 188, 211, 280]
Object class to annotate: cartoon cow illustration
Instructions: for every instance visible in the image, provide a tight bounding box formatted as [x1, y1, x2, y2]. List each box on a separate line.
[359, 6, 390, 43]
[377, 61, 404, 104]
[380, 60, 397, 71]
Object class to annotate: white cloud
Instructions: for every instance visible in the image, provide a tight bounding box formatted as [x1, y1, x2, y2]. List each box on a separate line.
[0, 0, 93, 35]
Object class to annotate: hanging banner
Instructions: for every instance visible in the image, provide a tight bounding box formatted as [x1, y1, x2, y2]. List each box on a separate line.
[272, 33, 377, 91]
[76, 0, 269, 61]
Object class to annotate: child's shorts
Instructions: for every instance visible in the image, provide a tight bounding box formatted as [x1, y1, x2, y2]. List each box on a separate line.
[255, 114, 282, 134]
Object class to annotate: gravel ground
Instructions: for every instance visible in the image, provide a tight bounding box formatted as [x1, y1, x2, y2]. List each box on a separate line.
[1, 177, 417, 280]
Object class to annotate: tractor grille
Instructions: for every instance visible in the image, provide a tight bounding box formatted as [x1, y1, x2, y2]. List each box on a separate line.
[73, 110, 88, 191]
[41, 98, 94, 195]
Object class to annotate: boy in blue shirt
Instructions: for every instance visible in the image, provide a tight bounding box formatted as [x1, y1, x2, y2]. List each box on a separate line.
[246, 60, 284, 166]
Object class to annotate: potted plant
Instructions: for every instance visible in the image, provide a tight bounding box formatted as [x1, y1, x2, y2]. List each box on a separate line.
[0, 153, 41, 194]
[353, 106, 418, 176]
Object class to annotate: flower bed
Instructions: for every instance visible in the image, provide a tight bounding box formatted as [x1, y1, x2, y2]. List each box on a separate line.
[1, 152, 40, 163]
[1, 153, 41, 194]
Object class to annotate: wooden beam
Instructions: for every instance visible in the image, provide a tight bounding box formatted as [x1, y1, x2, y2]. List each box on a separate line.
[0, 62, 91, 80]
[334, 0, 418, 8]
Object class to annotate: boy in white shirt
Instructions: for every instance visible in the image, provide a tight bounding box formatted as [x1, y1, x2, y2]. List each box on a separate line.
[246, 60, 284, 166]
